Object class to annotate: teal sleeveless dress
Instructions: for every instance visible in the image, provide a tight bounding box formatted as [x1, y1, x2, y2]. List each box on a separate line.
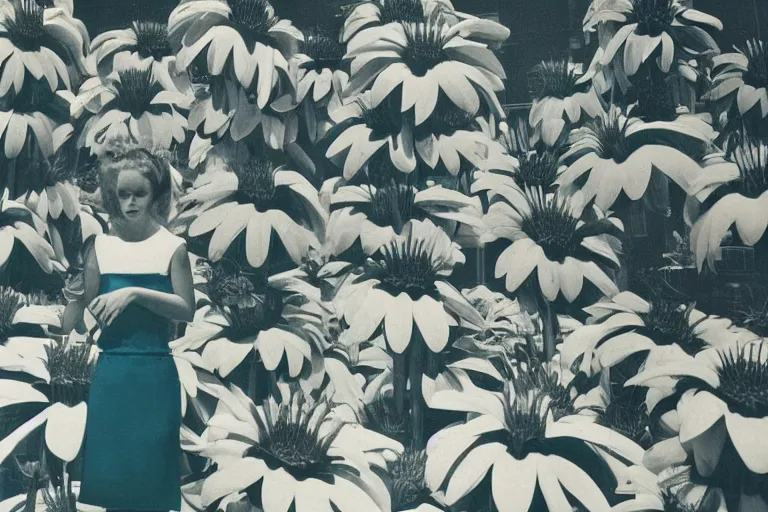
[78, 227, 185, 510]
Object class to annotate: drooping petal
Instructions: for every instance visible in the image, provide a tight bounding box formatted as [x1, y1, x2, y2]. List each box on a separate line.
[725, 412, 768, 474]
[384, 292, 414, 354]
[492, 453, 538, 512]
[45, 402, 87, 462]
[445, 442, 503, 504]
[413, 295, 450, 353]
[200, 457, 268, 506]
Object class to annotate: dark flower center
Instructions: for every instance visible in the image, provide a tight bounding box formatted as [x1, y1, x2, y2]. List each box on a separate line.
[514, 149, 561, 189]
[641, 301, 703, 355]
[300, 32, 344, 71]
[629, 0, 676, 37]
[370, 182, 417, 233]
[733, 299, 768, 337]
[378, 0, 426, 25]
[363, 394, 411, 442]
[714, 343, 768, 418]
[46, 340, 94, 406]
[598, 399, 653, 449]
[730, 136, 768, 199]
[133, 21, 173, 61]
[502, 388, 549, 459]
[4, 0, 45, 51]
[246, 394, 342, 476]
[3, 77, 52, 113]
[198, 258, 284, 338]
[231, 157, 277, 209]
[588, 114, 633, 163]
[378, 236, 442, 297]
[519, 191, 580, 262]
[633, 77, 677, 122]
[115, 67, 160, 118]
[0, 287, 23, 342]
[388, 449, 429, 511]
[742, 39, 768, 90]
[401, 12, 448, 76]
[528, 60, 578, 100]
[415, 95, 477, 136]
[358, 98, 403, 144]
[229, 0, 278, 50]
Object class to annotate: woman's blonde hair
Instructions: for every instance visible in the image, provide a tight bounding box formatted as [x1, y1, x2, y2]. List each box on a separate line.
[97, 137, 174, 224]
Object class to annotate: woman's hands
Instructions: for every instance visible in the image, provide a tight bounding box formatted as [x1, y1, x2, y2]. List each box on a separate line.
[88, 288, 137, 327]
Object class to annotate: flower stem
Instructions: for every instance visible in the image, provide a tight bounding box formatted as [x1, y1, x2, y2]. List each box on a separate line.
[393, 351, 407, 417]
[409, 340, 425, 449]
[248, 351, 259, 402]
[540, 297, 558, 362]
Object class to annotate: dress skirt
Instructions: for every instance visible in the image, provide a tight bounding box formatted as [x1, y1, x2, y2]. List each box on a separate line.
[78, 352, 182, 510]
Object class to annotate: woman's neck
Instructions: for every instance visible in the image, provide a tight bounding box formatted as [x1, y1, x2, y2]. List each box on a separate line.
[111, 219, 161, 242]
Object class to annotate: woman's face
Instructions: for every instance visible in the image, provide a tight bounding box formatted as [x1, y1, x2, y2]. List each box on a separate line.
[116, 170, 154, 222]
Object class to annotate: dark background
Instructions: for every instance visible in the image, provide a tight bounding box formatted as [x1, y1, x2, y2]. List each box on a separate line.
[73, 0, 768, 105]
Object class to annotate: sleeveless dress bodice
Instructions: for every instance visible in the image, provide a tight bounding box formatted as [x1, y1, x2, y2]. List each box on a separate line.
[78, 225, 186, 511]
[91, 226, 185, 354]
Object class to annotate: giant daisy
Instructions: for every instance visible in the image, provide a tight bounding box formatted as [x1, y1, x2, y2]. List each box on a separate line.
[337, 217, 484, 354]
[527, 59, 604, 146]
[272, 30, 348, 144]
[476, 183, 622, 302]
[197, 383, 399, 512]
[169, 0, 301, 111]
[560, 291, 751, 376]
[180, 144, 326, 269]
[0, 76, 72, 159]
[423, 369, 644, 511]
[343, 9, 507, 126]
[411, 96, 499, 176]
[70, 52, 191, 155]
[325, 91, 418, 179]
[703, 39, 768, 121]
[0, 187, 62, 275]
[169, 262, 325, 380]
[87, 19, 189, 94]
[324, 177, 484, 257]
[626, 338, 768, 478]
[0, 332, 96, 467]
[554, 105, 709, 211]
[341, 0, 476, 43]
[687, 133, 768, 271]
[583, 0, 721, 88]
[0, 0, 89, 96]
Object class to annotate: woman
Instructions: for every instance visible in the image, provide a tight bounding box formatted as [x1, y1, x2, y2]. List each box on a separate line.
[61, 138, 195, 511]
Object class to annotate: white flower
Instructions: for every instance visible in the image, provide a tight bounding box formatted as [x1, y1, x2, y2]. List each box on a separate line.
[477, 184, 622, 302]
[337, 218, 484, 354]
[196, 383, 400, 512]
[0, 334, 96, 465]
[554, 105, 709, 211]
[687, 135, 768, 271]
[343, 11, 507, 127]
[627, 338, 768, 477]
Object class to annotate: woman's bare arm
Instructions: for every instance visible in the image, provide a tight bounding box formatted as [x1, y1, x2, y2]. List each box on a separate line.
[61, 239, 101, 334]
[128, 243, 195, 323]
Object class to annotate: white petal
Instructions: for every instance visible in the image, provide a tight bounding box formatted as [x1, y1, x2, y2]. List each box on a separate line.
[45, 402, 87, 462]
[725, 413, 768, 474]
[445, 442, 502, 505]
[200, 457, 268, 506]
[492, 452, 538, 512]
[413, 295, 450, 352]
[384, 292, 414, 354]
